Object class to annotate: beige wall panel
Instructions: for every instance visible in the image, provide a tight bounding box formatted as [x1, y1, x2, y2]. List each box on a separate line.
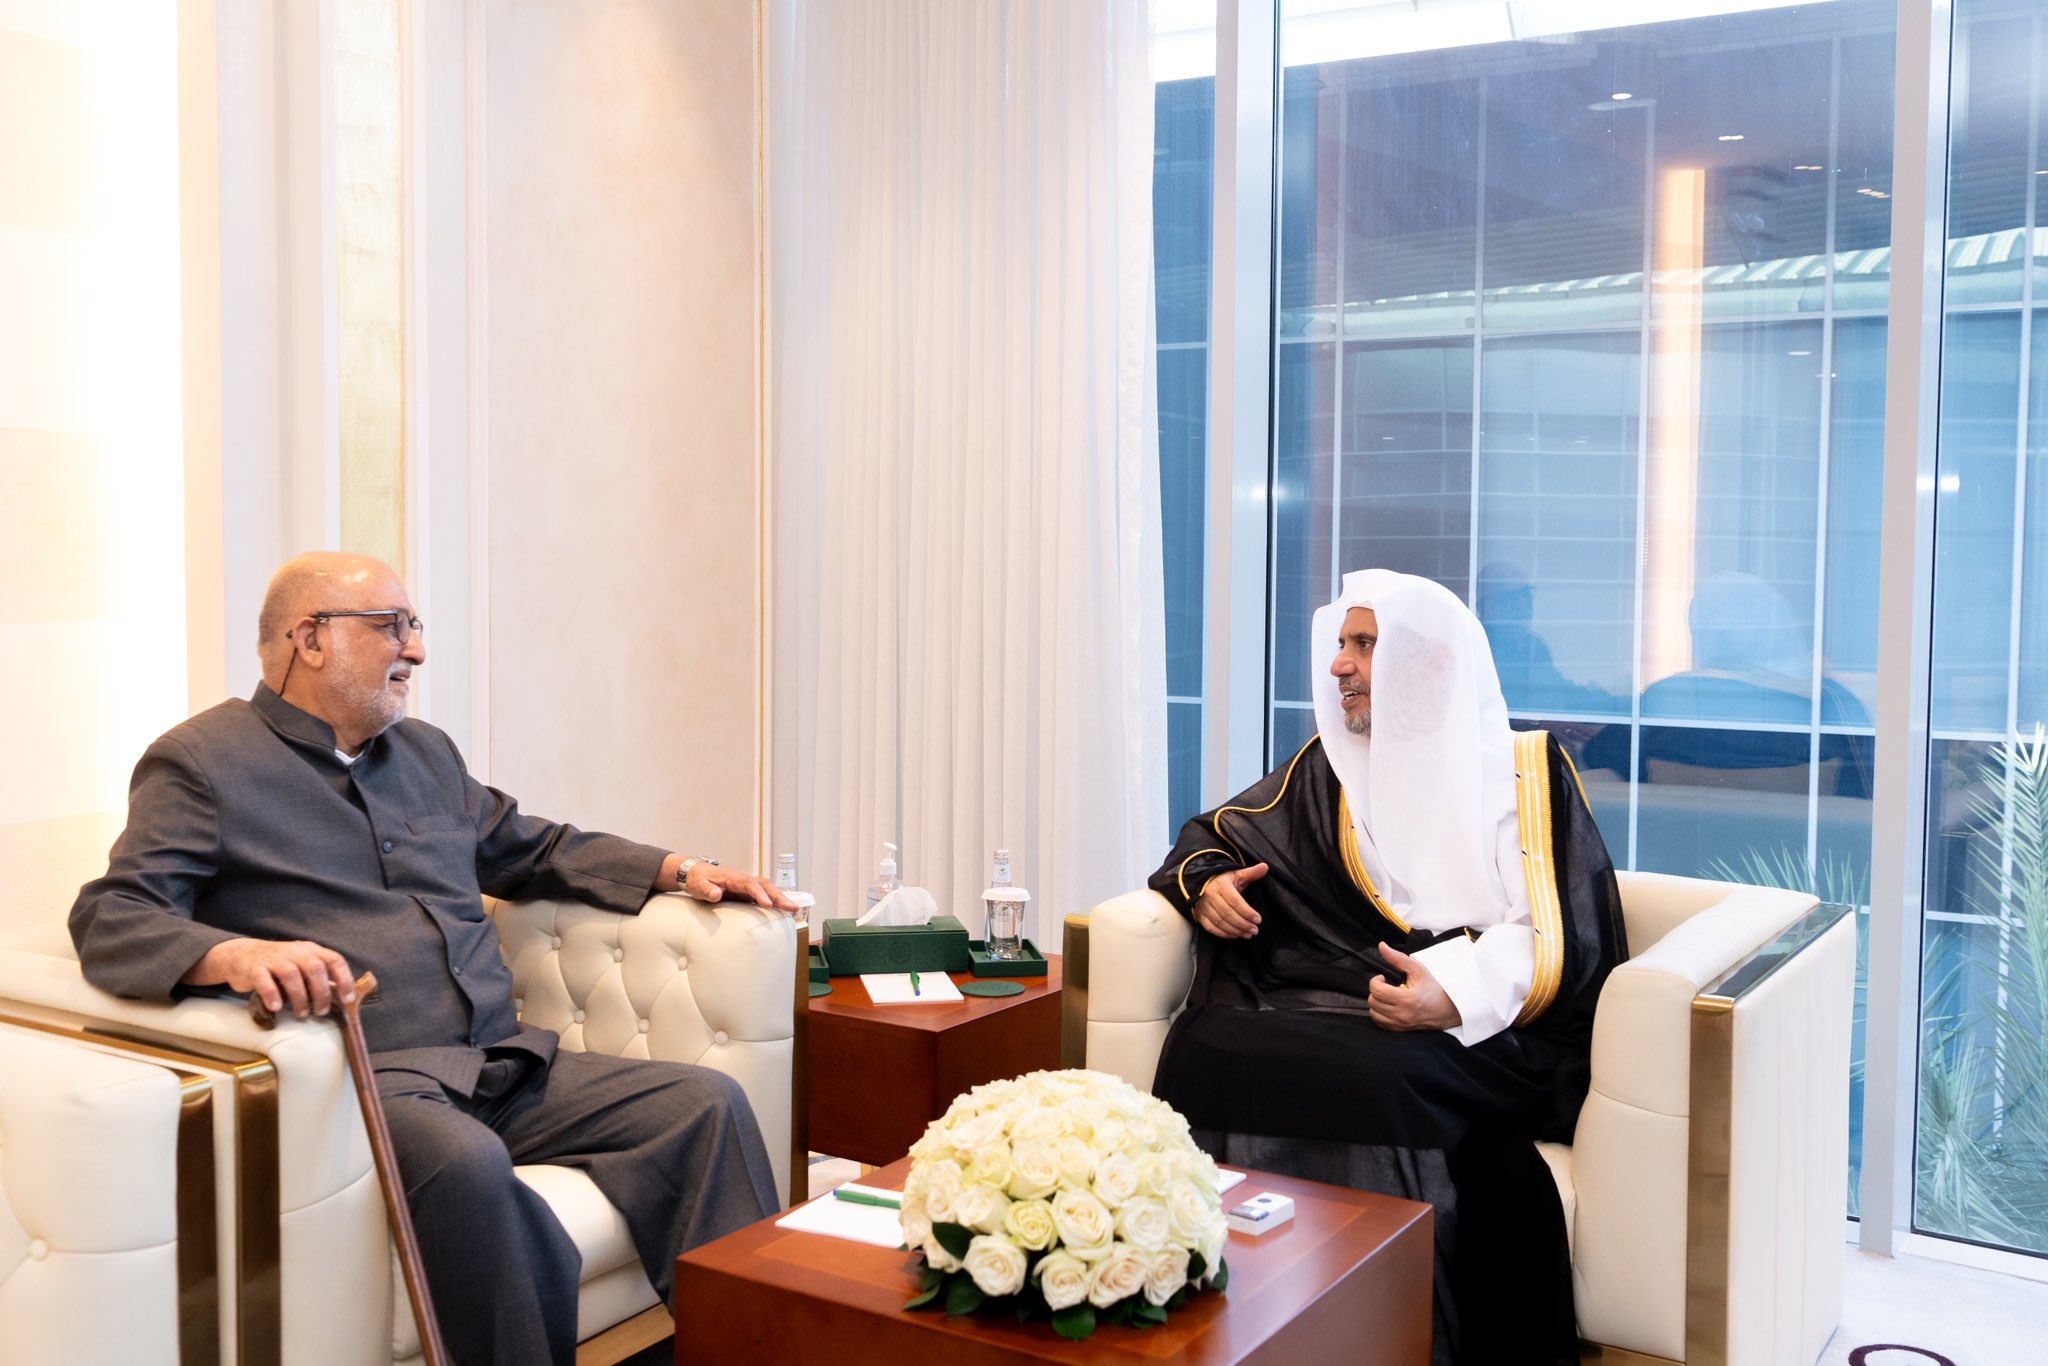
[0, 622, 176, 829]
[484, 0, 760, 856]
[0, 810, 125, 938]
[0, 224, 99, 432]
[0, 28, 98, 234]
[0, 428, 118, 622]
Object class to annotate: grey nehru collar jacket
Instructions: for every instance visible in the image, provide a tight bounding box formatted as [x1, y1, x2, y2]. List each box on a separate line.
[71, 684, 669, 1093]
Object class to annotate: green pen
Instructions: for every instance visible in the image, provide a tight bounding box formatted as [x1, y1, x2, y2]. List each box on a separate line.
[910, 970, 921, 996]
[832, 1187, 901, 1209]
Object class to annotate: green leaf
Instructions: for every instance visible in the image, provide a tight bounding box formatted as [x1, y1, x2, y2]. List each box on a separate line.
[919, 1265, 947, 1293]
[931, 1221, 973, 1260]
[1187, 1250, 1207, 1281]
[945, 1277, 987, 1316]
[903, 1273, 948, 1311]
[1167, 1287, 1189, 1310]
[1050, 1303, 1098, 1340]
[1132, 1301, 1168, 1326]
[1210, 1257, 1230, 1292]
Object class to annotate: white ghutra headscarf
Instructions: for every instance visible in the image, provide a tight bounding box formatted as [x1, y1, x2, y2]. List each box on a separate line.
[1309, 569, 1532, 1041]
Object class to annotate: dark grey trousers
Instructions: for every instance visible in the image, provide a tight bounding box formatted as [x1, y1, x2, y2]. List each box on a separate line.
[378, 1049, 781, 1366]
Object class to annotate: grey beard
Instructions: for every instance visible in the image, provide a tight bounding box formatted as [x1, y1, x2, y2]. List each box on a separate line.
[1345, 709, 1371, 736]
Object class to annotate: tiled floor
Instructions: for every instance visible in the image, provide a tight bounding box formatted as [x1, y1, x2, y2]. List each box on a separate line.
[1823, 1245, 2048, 1365]
[801, 1154, 2048, 1363]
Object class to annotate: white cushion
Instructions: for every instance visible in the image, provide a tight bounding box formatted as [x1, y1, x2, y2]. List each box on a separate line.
[0, 1027, 184, 1365]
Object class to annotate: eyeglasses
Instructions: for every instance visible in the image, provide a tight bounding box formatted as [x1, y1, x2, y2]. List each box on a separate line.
[309, 609, 424, 645]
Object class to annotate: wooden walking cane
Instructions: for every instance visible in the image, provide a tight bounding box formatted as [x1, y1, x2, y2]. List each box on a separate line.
[252, 973, 451, 1366]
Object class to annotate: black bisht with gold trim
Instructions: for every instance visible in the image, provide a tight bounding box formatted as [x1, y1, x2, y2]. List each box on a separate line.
[1147, 729, 1626, 1150]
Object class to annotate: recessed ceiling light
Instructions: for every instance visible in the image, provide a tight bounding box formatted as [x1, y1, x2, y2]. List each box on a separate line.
[1789, 350, 1813, 356]
[1794, 164, 1823, 171]
[1718, 133, 1745, 142]
[1612, 91, 1633, 101]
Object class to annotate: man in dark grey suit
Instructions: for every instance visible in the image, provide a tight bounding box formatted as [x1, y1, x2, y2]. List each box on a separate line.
[72, 551, 793, 1366]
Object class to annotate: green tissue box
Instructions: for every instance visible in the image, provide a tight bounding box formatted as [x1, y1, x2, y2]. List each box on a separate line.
[820, 915, 972, 976]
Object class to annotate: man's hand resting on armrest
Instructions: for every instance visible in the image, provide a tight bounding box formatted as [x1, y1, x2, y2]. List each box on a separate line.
[1367, 943, 1461, 1031]
[1192, 863, 1269, 938]
[181, 937, 356, 1022]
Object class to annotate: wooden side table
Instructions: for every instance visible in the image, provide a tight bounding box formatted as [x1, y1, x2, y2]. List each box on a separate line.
[806, 957, 1062, 1165]
[676, 1155, 1434, 1364]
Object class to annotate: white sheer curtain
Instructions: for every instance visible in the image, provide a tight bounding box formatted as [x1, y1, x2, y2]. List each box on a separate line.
[770, 0, 1166, 942]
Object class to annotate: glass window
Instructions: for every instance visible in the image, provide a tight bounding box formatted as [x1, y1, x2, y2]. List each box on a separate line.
[1273, 0, 1896, 1221]
[1152, 5, 1216, 833]
[1917, 2, 2048, 1257]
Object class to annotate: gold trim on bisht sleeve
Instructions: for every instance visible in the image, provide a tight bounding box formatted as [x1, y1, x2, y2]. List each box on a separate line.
[1177, 737, 1326, 902]
[1335, 788, 1413, 934]
[1513, 729, 1565, 1025]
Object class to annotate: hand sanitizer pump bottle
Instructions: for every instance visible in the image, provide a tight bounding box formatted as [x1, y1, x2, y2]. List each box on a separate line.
[866, 842, 901, 915]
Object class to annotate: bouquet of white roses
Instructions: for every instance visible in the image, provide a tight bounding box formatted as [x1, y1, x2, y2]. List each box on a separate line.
[898, 1068, 1229, 1340]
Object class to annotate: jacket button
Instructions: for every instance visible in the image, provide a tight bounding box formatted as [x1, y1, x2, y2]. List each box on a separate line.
[381, 839, 394, 853]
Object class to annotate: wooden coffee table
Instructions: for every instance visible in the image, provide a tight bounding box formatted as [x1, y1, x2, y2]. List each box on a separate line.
[675, 1155, 1433, 1364]
[806, 958, 1062, 1165]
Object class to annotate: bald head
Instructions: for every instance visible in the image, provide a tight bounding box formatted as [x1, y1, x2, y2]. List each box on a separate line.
[258, 552, 412, 679]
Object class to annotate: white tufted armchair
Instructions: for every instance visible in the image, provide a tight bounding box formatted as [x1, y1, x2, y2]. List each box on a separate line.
[0, 890, 801, 1366]
[1066, 871, 1855, 1366]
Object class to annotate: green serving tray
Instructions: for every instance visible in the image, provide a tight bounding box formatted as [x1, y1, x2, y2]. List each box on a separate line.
[967, 938, 1048, 978]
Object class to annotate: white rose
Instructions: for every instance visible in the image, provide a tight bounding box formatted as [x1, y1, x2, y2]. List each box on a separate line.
[925, 1160, 965, 1222]
[1049, 1188, 1115, 1259]
[1092, 1152, 1139, 1209]
[1007, 1140, 1060, 1199]
[1126, 1117, 1159, 1150]
[1109, 1085, 1150, 1118]
[947, 1109, 1008, 1153]
[1135, 1152, 1174, 1198]
[962, 1234, 1028, 1297]
[1055, 1135, 1097, 1186]
[1035, 1250, 1091, 1311]
[922, 1231, 961, 1273]
[1010, 1105, 1065, 1144]
[901, 1207, 933, 1250]
[1066, 1096, 1111, 1133]
[1003, 1198, 1057, 1251]
[966, 1140, 1014, 1190]
[1145, 1244, 1191, 1305]
[1198, 1218, 1227, 1275]
[1166, 1176, 1212, 1242]
[1087, 1242, 1151, 1308]
[1093, 1117, 1130, 1155]
[953, 1181, 1012, 1234]
[1114, 1196, 1171, 1252]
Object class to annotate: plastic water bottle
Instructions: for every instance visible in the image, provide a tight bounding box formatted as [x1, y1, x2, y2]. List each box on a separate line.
[991, 848, 1012, 888]
[775, 853, 797, 893]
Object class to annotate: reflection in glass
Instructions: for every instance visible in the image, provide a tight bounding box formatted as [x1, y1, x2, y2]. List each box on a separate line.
[1479, 333, 1638, 708]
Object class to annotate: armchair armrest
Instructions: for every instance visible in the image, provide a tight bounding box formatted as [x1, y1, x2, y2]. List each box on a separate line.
[1068, 889, 1195, 1093]
[1571, 881, 1850, 1362]
[0, 930, 386, 1365]
[490, 893, 799, 1201]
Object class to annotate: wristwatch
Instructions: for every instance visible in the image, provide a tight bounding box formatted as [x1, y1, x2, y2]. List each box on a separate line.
[677, 856, 720, 892]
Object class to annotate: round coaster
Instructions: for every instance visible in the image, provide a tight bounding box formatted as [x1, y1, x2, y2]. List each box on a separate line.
[807, 981, 833, 998]
[961, 979, 1025, 998]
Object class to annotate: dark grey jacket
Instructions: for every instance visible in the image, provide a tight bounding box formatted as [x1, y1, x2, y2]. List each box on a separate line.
[70, 685, 668, 1090]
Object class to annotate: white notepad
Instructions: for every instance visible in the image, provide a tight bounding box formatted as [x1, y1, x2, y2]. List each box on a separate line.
[774, 1184, 907, 1248]
[860, 972, 963, 1004]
